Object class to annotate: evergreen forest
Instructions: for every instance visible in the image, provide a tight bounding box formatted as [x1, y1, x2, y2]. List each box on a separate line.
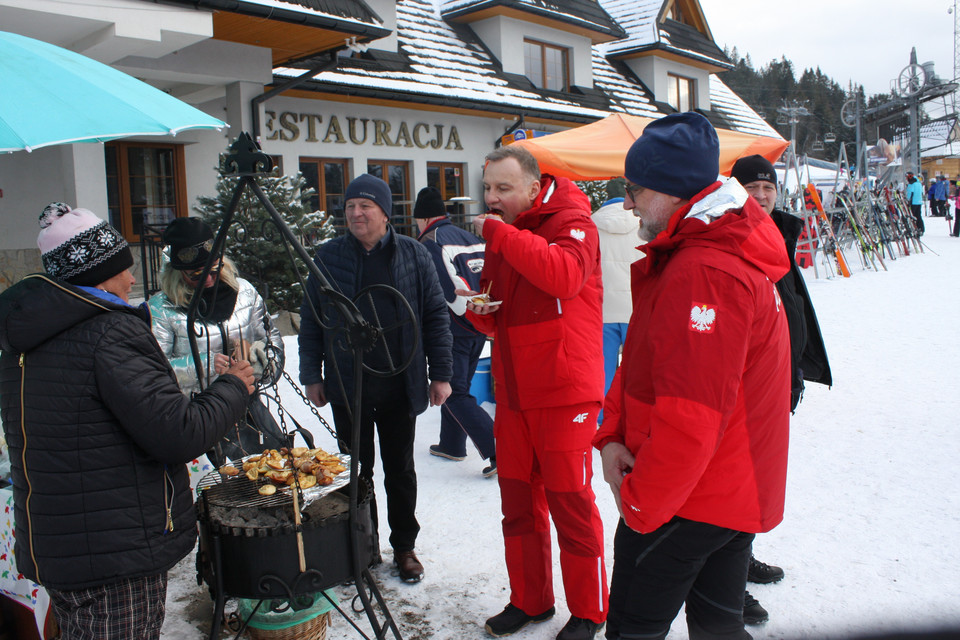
[720, 48, 913, 163]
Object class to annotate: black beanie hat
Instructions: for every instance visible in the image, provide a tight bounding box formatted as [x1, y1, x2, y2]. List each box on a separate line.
[163, 217, 214, 270]
[413, 187, 448, 219]
[624, 112, 720, 200]
[731, 154, 778, 188]
[345, 174, 392, 218]
[605, 177, 626, 199]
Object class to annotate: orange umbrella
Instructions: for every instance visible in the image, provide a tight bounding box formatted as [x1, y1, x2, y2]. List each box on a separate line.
[514, 113, 787, 181]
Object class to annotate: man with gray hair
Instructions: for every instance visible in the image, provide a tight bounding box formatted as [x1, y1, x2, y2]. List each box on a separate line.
[595, 113, 792, 640]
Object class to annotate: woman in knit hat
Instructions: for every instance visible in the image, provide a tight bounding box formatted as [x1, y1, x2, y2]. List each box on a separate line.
[0, 203, 253, 640]
[147, 217, 290, 465]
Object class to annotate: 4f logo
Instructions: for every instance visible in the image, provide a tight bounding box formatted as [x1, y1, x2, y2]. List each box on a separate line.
[572, 412, 589, 424]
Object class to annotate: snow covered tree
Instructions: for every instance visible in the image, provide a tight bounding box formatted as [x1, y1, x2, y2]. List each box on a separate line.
[195, 155, 335, 312]
[576, 179, 608, 212]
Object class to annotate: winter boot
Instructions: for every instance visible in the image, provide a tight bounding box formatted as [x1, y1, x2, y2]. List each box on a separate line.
[743, 591, 768, 625]
[484, 604, 555, 637]
[747, 556, 784, 584]
[556, 615, 604, 640]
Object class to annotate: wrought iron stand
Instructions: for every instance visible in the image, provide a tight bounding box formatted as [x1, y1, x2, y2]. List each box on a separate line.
[191, 132, 409, 640]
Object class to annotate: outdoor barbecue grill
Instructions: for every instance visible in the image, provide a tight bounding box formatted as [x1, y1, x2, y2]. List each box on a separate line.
[189, 133, 409, 640]
[195, 468, 376, 637]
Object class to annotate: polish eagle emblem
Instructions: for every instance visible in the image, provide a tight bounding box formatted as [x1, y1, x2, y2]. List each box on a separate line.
[689, 303, 717, 333]
[570, 228, 586, 241]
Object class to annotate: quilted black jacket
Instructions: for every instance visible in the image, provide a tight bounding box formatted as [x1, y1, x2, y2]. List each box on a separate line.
[0, 275, 248, 590]
[298, 227, 452, 414]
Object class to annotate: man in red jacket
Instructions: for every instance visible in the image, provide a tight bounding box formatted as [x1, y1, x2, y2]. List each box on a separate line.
[464, 144, 606, 640]
[593, 112, 791, 640]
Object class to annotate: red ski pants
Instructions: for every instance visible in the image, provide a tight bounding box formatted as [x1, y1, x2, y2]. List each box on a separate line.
[494, 402, 608, 623]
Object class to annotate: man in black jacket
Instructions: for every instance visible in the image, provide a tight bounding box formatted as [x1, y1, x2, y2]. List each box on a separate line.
[0, 203, 253, 640]
[299, 174, 453, 583]
[731, 155, 833, 625]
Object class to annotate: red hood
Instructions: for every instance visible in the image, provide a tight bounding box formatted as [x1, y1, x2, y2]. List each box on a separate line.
[512, 175, 591, 230]
[637, 180, 789, 282]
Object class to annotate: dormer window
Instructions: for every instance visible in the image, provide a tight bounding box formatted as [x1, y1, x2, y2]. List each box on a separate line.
[668, 73, 696, 111]
[524, 39, 569, 92]
[667, 5, 686, 23]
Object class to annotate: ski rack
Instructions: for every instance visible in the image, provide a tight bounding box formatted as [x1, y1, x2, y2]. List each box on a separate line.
[780, 142, 851, 279]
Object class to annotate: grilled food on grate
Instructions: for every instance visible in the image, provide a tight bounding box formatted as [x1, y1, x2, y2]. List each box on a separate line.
[220, 447, 347, 489]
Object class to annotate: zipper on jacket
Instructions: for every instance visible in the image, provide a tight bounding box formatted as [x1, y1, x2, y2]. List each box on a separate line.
[162, 467, 175, 534]
[18, 353, 41, 582]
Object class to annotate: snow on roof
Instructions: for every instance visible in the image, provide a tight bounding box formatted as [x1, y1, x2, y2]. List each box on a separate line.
[710, 76, 782, 139]
[440, 0, 624, 39]
[279, 0, 620, 120]
[596, 0, 661, 57]
[920, 118, 959, 155]
[591, 51, 661, 117]
[273, 0, 771, 136]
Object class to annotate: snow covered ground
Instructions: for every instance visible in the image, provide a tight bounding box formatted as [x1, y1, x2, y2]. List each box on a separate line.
[162, 219, 960, 640]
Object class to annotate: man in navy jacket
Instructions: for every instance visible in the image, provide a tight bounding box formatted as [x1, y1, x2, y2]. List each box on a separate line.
[414, 186, 496, 477]
[299, 174, 452, 583]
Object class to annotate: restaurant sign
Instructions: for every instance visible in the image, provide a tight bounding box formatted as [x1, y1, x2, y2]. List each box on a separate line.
[264, 111, 463, 150]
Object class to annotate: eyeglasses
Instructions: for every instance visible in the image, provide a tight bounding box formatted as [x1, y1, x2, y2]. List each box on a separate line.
[184, 262, 221, 282]
[625, 183, 646, 201]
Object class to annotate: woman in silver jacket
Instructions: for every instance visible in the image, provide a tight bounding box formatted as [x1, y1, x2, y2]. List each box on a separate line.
[148, 217, 287, 464]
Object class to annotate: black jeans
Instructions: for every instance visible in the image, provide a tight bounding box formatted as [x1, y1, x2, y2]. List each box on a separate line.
[607, 518, 754, 640]
[331, 375, 420, 552]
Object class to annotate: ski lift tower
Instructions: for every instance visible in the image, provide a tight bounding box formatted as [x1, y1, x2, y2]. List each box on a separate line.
[863, 49, 958, 182]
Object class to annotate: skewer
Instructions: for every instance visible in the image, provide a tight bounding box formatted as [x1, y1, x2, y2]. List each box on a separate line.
[292, 477, 306, 572]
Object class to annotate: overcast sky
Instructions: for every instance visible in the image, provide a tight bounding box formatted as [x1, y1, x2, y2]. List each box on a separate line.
[700, 0, 955, 100]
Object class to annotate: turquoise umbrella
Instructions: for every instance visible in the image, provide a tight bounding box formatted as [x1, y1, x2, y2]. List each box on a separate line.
[0, 30, 226, 153]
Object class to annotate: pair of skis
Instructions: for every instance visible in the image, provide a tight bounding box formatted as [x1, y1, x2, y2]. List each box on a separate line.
[805, 184, 851, 278]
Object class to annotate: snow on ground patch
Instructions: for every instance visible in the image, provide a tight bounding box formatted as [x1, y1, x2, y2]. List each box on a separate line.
[163, 221, 960, 639]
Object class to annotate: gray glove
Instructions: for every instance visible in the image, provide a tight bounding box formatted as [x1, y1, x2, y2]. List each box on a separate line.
[249, 340, 271, 381]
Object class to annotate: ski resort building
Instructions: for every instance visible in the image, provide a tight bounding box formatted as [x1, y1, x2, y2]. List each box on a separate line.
[0, 0, 781, 292]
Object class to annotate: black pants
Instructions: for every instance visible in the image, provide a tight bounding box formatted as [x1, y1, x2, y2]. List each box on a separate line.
[331, 376, 420, 552]
[606, 518, 754, 640]
[910, 204, 924, 234]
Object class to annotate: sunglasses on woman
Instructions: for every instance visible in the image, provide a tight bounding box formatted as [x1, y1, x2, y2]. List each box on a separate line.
[184, 262, 222, 282]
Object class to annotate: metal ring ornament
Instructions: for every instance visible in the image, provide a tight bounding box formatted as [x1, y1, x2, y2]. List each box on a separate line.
[897, 63, 927, 97]
[352, 283, 419, 377]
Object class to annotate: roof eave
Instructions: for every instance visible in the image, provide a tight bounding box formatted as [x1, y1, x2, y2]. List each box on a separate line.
[442, 3, 626, 44]
[608, 43, 732, 72]
[152, 0, 391, 38]
[279, 76, 603, 125]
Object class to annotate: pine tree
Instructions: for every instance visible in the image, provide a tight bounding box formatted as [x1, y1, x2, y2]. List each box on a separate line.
[195, 154, 335, 313]
[576, 179, 609, 212]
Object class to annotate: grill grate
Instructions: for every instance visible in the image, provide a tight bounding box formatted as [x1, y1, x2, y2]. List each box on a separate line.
[196, 453, 352, 511]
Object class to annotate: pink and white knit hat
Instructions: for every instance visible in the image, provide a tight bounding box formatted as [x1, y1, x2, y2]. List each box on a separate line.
[37, 202, 133, 286]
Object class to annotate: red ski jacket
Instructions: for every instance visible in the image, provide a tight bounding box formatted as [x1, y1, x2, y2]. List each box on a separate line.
[594, 180, 791, 534]
[468, 175, 604, 411]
